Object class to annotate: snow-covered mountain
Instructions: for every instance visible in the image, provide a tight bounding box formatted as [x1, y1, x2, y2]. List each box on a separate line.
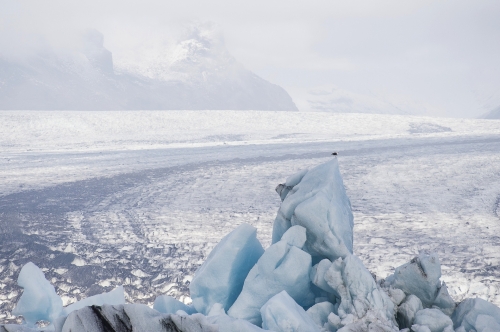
[482, 105, 500, 119]
[302, 85, 431, 115]
[0, 26, 297, 111]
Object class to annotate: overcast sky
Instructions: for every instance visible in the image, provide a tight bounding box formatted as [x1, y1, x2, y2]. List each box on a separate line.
[1, 0, 500, 117]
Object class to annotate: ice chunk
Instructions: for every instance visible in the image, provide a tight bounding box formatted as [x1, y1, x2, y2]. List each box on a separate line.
[432, 282, 455, 316]
[306, 301, 335, 328]
[153, 295, 197, 315]
[410, 326, 432, 332]
[388, 287, 406, 306]
[190, 223, 264, 315]
[260, 291, 321, 332]
[0, 325, 39, 332]
[280, 225, 307, 249]
[326, 312, 342, 332]
[413, 308, 453, 332]
[62, 286, 125, 316]
[324, 254, 395, 325]
[207, 303, 225, 316]
[12, 262, 63, 325]
[61, 304, 217, 332]
[207, 313, 266, 332]
[310, 259, 337, 295]
[228, 237, 314, 326]
[272, 159, 354, 262]
[451, 298, 500, 331]
[385, 253, 441, 307]
[397, 294, 423, 329]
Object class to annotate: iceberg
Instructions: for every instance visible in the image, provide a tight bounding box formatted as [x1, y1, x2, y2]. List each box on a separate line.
[384, 253, 442, 308]
[61, 304, 217, 332]
[227, 226, 315, 326]
[451, 298, 500, 331]
[272, 158, 354, 262]
[153, 295, 197, 315]
[62, 286, 125, 316]
[190, 223, 264, 315]
[11, 262, 63, 325]
[207, 313, 265, 332]
[412, 308, 453, 332]
[397, 294, 423, 328]
[260, 291, 320, 332]
[323, 254, 396, 328]
[306, 301, 336, 328]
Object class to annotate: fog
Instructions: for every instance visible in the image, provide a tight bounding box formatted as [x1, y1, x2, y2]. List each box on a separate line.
[1, 0, 500, 117]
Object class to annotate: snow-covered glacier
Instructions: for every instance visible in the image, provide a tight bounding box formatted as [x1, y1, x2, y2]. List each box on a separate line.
[0, 24, 297, 111]
[2, 158, 500, 331]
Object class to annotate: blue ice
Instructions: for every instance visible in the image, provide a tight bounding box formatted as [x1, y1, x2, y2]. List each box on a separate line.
[189, 223, 264, 315]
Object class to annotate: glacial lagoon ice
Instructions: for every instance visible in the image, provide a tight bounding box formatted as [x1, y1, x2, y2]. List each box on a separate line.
[3, 158, 500, 331]
[272, 159, 354, 262]
[11, 262, 63, 326]
[189, 223, 264, 315]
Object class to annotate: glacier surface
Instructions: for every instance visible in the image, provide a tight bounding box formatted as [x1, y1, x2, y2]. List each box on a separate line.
[3, 156, 500, 331]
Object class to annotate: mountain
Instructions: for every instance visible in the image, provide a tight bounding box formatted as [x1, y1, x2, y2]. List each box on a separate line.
[302, 85, 422, 115]
[0, 26, 297, 111]
[482, 105, 500, 119]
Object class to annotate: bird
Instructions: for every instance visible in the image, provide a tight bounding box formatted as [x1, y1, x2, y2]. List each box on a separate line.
[332, 152, 338, 156]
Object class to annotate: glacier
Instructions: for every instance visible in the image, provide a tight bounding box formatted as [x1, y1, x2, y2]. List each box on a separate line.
[2, 157, 500, 331]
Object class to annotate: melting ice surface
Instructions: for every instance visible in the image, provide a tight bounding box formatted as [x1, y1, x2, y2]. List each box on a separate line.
[3, 158, 500, 331]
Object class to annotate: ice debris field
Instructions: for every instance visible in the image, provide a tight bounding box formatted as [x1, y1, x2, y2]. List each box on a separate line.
[2, 158, 500, 332]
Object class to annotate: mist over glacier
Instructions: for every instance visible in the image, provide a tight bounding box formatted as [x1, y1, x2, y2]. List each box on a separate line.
[0, 23, 297, 111]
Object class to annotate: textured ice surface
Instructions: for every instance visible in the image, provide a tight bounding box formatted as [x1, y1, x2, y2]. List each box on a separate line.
[228, 227, 314, 326]
[396, 295, 423, 329]
[207, 314, 265, 332]
[385, 253, 442, 308]
[272, 158, 354, 262]
[451, 298, 500, 331]
[190, 223, 264, 315]
[324, 254, 395, 326]
[154, 295, 197, 315]
[260, 291, 320, 332]
[61, 304, 217, 332]
[432, 282, 455, 316]
[413, 308, 453, 332]
[306, 301, 336, 328]
[62, 286, 125, 316]
[11, 262, 63, 325]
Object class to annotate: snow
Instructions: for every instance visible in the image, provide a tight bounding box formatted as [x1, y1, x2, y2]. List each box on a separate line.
[189, 223, 264, 315]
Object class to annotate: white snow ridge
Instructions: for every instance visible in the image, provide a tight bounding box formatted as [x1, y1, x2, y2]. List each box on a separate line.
[2, 158, 500, 331]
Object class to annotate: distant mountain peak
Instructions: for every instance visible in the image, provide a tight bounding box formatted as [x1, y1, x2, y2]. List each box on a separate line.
[0, 25, 297, 111]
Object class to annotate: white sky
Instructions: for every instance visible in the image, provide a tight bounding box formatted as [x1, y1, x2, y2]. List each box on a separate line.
[1, 0, 500, 117]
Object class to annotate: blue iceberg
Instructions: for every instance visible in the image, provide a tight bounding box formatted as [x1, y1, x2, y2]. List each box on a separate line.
[189, 223, 264, 315]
